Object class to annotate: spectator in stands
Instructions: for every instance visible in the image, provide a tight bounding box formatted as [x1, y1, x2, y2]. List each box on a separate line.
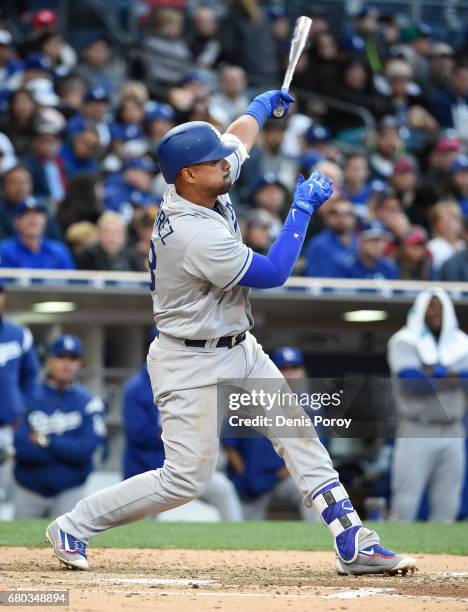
[189, 6, 221, 75]
[394, 226, 434, 280]
[0, 88, 38, 156]
[304, 197, 357, 278]
[37, 32, 71, 77]
[337, 221, 400, 279]
[369, 116, 404, 180]
[60, 127, 100, 179]
[448, 156, 468, 215]
[426, 136, 463, 194]
[427, 201, 464, 271]
[67, 87, 111, 148]
[220, 0, 278, 89]
[104, 157, 158, 222]
[223, 347, 317, 521]
[128, 208, 158, 272]
[433, 62, 468, 138]
[142, 8, 192, 96]
[302, 124, 340, 164]
[242, 209, 275, 256]
[425, 43, 455, 101]
[342, 152, 373, 217]
[249, 174, 289, 236]
[331, 58, 377, 133]
[144, 101, 175, 149]
[58, 173, 103, 231]
[76, 33, 126, 103]
[387, 289, 467, 521]
[14, 334, 106, 518]
[390, 157, 418, 209]
[75, 211, 138, 272]
[0, 165, 34, 239]
[371, 188, 410, 240]
[439, 218, 468, 281]
[123, 358, 243, 520]
[305, 31, 340, 97]
[0, 29, 23, 91]
[112, 95, 145, 138]
[0, 279, 39, 510]
[0, 198, 74, 269]
[22, 111, 66, 201]
[209, 65, 249, 128]
[342, 6, 382, 73]
[22, 52, 54, 85]
[399, 23, 433, 84]
[0, 131, 17, 175]
[56, 75, 87, 119]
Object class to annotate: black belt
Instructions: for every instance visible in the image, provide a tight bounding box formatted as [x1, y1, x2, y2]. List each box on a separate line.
[185, 332, 246, 349]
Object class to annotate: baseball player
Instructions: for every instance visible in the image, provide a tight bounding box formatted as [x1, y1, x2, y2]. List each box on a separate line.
[46, 89, 415, 576]
[388, 288, 468, 521]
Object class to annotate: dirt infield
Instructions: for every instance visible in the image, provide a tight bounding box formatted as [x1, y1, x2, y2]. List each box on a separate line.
[1, 547, 467, 611]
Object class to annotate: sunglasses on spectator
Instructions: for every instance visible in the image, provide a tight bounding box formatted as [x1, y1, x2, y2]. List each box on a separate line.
[328, 209, 355, 216]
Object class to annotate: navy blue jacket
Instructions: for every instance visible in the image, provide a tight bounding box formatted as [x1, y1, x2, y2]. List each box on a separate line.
[304, 229, 358, 278]
[0, 318, 39, 425]
[223, 435, 285, 499]
[337, 253, 400, 280]
[14, 379, 106, 497]
[122, 364, 164, 479]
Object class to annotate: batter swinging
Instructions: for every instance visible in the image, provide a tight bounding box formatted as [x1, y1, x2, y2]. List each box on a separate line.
[46, 89, 416, 576]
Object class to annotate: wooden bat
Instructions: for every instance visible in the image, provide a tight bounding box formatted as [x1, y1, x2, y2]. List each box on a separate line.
[273, 16, 312, 118]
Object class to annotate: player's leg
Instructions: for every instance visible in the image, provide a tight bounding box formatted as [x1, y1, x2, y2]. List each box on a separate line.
[51, 484, 87, 518]
[389, 436, 433, 521]
[273, 476, 320, 522]
[200, 471, 244, 521]
[14, 484, 50, 519]
[241, 333, 415, 575]
[427, 436, 465, 522]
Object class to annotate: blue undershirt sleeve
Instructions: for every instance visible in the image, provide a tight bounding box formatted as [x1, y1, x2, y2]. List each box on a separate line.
[238, 207, 310, 289]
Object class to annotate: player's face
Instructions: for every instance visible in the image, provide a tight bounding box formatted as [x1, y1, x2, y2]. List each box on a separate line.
[425, 296, 443, 334]
[48, 355, 81, 385]
[188, 158, 232, 196]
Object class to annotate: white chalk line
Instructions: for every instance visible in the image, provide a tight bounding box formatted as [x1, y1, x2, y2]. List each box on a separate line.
[97, 578, 214, 586]
[324, 587, 391, 599]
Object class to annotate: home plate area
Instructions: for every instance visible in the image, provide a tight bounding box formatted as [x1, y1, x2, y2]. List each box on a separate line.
[1, 548, 467, 611]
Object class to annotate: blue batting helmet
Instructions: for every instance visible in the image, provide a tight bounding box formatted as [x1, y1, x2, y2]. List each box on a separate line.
[156, 121, 237, 184]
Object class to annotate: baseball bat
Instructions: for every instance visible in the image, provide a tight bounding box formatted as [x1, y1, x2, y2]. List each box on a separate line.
[273, 16, 312, 118]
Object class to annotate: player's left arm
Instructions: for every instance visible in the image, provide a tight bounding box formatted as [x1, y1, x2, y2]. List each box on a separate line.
[225, 89, 295, 153]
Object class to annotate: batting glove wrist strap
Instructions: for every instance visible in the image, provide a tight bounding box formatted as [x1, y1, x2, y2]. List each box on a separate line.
[243, 90, 295, 128]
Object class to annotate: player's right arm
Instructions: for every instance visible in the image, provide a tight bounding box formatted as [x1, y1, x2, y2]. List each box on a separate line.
[238, 172, 333, 289]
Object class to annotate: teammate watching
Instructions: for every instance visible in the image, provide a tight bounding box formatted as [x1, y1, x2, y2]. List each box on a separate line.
[0, 279, 39, 511]
[14, 335, 106, 518]
[46, 89, 415, 576]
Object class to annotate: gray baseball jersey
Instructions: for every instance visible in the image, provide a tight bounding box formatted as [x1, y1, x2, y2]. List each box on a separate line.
[150, 134, 254, 340]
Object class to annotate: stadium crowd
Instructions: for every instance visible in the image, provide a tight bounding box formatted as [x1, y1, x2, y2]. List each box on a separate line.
[0, 3, 466, 279]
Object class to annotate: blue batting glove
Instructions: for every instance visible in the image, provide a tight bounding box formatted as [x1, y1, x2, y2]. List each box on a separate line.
[243, 89, 295, 128]
[292, 172, 334, 217]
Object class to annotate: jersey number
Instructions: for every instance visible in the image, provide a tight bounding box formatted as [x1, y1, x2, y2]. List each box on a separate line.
[149, 240, 157, 291]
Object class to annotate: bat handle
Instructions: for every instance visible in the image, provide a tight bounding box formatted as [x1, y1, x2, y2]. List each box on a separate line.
[272, 87, 290, 118]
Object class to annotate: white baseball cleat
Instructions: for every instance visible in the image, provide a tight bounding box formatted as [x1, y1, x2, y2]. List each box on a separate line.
[45, 520, 89, 571]
[335, 543, 416, 576]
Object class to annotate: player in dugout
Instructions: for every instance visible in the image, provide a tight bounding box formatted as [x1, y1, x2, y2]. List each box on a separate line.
[14, 335, 106, 518]
[46, 88, 416, 576]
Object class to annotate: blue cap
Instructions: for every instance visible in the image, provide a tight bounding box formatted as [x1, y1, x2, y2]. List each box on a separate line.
[122, 156, 157, 173]
[85, 87, 109, 103]
[15, 197, 47, 216]
[49, 334, 83, 358]
[451, 156, 468, 174]
[251, 173, 288, 195]
[272, 347, 304, 369]
[300, 150, 324, 170]
[82, 32, 111, 49]
[181, 70, 207, 85]
[110, 122, 144, 142]
[24, 53, 52, 72]
[356, 5, 379, 18]
[360, 220, 389, 240]
[304, 124, 332, 144]
[145, 101, 175, 123]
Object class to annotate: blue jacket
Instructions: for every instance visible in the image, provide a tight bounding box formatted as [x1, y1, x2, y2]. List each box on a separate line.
[304, 229, 358, 278]
[223, 435, 285, 499]
[122, 364, 164, 479]
[59, 144, 98, 179]
[433, 88, 468, 129]
[14, 379, 106, 497]
[0, 318, 39, 425]
[0, 198, 65, 242]
[0, 235, 75, 269]
[104, 176, 160, 220]
[337, 253, 400, 280]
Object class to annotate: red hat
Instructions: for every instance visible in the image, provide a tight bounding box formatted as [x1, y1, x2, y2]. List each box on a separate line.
[33, 10, 57, 29]
[402, 226, 428, 246]
[393, 157, 416, 174]
[435, 137, 461, 153]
